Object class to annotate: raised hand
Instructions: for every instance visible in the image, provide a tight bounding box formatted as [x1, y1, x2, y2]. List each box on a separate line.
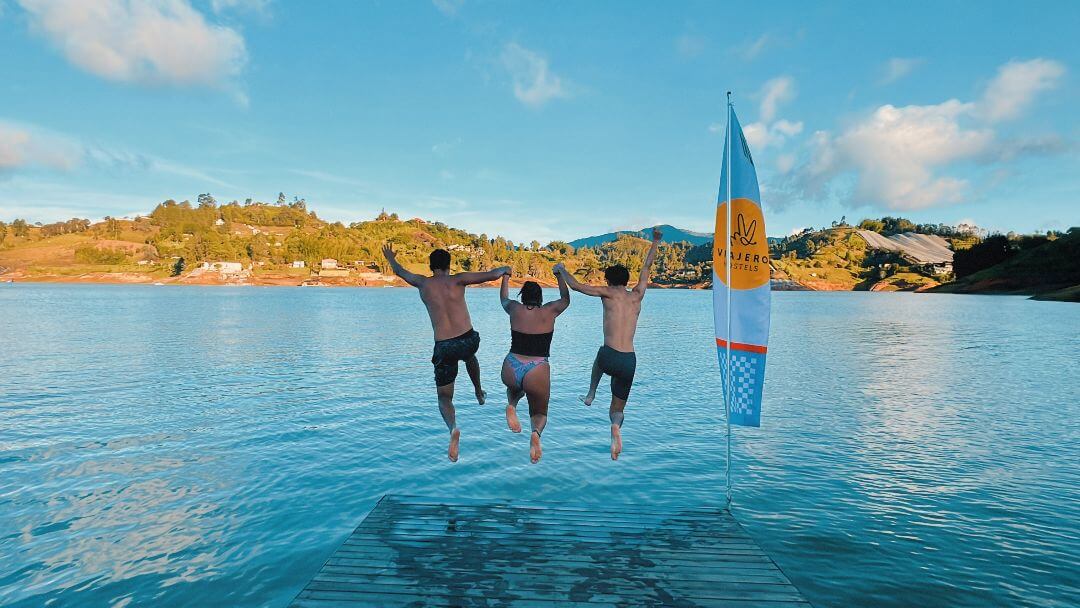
[381, 243, 396, 262]
[552, 263, 566, 276]
[652, 227, 662, 242]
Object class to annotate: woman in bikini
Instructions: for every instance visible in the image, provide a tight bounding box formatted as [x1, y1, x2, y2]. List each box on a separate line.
[499, 270, 570, 463]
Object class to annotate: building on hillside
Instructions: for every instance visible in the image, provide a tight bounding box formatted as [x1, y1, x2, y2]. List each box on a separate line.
[855, 230, 954, 274]
[321, 259, 338, 269]
[357, 271, 395, 283]
[214, 218, 225, 226]
[291, 260, 306, 268]
[200, 261, 244, 274]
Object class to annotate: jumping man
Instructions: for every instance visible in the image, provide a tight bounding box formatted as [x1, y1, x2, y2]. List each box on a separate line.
[382, 244, 510, 462]
[553, 227, 661, 460]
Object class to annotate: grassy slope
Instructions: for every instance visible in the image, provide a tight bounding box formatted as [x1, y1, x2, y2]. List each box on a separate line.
[770, 227, 867, 289]
[930, 231, 1080, 297]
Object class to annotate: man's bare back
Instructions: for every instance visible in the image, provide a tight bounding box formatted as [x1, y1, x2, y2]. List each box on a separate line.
[382, 243, 509, 462]
[419, 274, 476, 341]
[554, 228, 662, 460]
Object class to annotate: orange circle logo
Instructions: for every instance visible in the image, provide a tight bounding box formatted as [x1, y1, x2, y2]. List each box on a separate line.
[714, 198, 770, 290]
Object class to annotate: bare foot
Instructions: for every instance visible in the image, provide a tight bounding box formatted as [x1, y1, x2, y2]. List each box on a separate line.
[580, 393, 595, 406]
[448, 428, 460, 462]
[530, 431, 543, 464]
[505, 405, 522, 433]
[610, 424, 622, 461]
[475, 389, 486, 405]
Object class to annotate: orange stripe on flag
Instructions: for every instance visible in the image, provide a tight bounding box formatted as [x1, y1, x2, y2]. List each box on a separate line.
[716, 338, 768, 354]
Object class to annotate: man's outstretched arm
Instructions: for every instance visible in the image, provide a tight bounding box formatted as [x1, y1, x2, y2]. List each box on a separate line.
[457, 266, 511, 286]
[382, 243, 424, 287]
[633, 227, 662, 295]
[554, 263, 605, 297]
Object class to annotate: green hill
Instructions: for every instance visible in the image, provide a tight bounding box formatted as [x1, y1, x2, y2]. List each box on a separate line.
[0, 198, 708, 286]
[930, 230, 1080, 299]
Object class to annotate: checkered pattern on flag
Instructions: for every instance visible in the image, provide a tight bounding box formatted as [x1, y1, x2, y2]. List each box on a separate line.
[714, 107, 771, 427]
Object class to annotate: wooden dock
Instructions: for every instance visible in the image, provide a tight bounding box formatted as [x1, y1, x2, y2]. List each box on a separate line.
[290, 494, 811, 607]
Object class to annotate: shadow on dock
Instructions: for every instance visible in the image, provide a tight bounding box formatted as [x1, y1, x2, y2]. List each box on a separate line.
[290, 494, 810, 607]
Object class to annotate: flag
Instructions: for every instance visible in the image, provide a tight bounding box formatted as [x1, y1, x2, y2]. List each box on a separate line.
[714, 106, 771, 427]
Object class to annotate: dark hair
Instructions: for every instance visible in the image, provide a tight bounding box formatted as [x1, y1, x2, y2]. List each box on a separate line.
[429, 249, 451, 271]
[519, 281, 543, 307]
[604, 265, 629, 286]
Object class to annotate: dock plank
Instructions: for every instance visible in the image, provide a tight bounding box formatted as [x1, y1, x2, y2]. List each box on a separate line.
[290, 495, 810, 607]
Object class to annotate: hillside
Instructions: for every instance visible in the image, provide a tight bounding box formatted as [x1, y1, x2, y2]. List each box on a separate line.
[930, 231, 1080, 299]
[569, 224, 711, 248]
[0, 199, 708, 288]
[768, 226, 946, 291]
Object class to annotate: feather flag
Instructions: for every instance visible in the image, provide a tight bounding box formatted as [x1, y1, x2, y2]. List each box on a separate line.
[714, 104, 771, 427]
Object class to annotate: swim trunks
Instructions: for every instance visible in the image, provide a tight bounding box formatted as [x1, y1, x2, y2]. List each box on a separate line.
[432, 329, 480, 387]
[596, 345, 636, 400]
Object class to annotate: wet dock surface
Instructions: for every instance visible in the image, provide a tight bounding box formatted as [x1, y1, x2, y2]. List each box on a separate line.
[290, 494, 810, 607]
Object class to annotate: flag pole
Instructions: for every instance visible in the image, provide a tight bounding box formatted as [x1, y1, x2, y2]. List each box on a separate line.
[724, 91, 733, 510]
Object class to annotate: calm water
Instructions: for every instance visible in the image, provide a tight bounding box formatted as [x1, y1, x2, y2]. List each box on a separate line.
[0, 284, 1077, 607]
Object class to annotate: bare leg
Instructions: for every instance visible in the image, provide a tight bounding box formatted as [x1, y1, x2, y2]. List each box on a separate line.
[524, 364, 550, 464]
[465, 355, 485, 404]
[609, 395, 626, 460]
[580, 353, 602, 406]
[500, 358, 523, 433]
[505, 387, 524, 433]
[437, 383, 460, 462]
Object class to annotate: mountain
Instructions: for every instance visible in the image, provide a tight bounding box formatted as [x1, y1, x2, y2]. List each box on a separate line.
[569, 225, 712, 248]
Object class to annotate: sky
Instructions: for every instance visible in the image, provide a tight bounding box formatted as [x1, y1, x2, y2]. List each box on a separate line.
[0, 0, 1077, 243]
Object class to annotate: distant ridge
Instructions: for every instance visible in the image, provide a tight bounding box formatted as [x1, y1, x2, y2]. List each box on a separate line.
[569, 224, 712, 248]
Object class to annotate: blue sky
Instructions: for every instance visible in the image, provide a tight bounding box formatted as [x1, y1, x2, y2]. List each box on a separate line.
[1, 0, 1077, 243]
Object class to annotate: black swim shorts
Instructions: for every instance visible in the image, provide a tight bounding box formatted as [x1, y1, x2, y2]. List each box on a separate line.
[432, 329, 481, 387]
[596, 345, 636, 400]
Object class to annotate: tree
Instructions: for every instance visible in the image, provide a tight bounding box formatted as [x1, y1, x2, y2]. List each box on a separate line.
[12, 219, 29, 237]
[0, 221, 7, 244]
[530, 240, 541, 251]
[277, 192, 287, 206]
[953, 235, 1012, 278]
[171, 257, 186, 276]
[197, 193, 217, 209]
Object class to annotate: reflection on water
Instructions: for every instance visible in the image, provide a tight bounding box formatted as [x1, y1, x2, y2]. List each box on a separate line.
[0, 285, 1077, 607]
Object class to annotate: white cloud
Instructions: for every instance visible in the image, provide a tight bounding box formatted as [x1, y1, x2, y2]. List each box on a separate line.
[773, 119, 803, 137]
[776, 154, 796, 174]
[759, 76, 794, 122]
[739, 33, 771, 60]
[432, 0, 463, 16]
[0, 121, 83, 171]
[793, 101, 993, 210]
[676, 33, 706, 58]
[501, 42, 571, 107]
[742, 119, 804, 151]
[0, 118, 236, 190]
[778, 58, 1066, 212]
[211, 0, 269, 15]
[978, 58, 1065, 122]
[18, 0, 247, 94]
[880, 57, 922, 84]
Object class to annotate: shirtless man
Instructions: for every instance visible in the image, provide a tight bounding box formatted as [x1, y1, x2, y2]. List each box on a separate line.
[553, 227, 661, 460]
[382, 244, 510, 462]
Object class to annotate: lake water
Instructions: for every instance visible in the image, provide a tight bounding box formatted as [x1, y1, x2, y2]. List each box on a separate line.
[0, 284, 1077, 607]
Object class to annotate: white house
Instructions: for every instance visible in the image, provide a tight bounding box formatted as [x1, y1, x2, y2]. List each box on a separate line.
[291, 260, 306, 269]
[214, 218, 225, 226]
[200, 261, 244, 274]
[321, 258, 338, 269]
